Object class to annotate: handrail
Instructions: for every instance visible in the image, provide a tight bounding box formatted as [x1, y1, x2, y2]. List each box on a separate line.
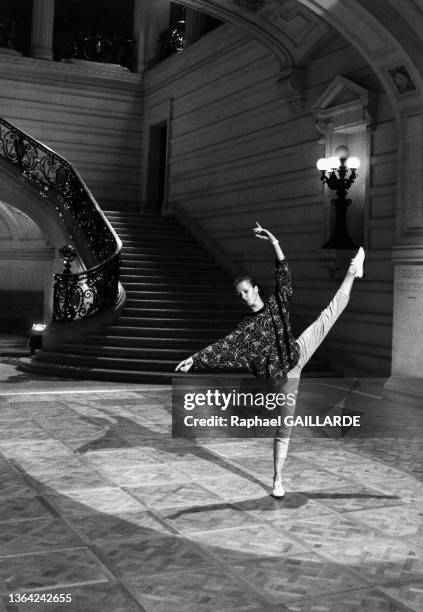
[0, 116, 122, 321]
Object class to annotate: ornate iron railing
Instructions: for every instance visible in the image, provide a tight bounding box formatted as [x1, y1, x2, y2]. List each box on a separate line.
[0, 117, 122, 321]
[54, 33, 134, 70]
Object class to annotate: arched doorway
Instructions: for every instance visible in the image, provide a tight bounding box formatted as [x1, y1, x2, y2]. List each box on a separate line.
[0, 201, 54, 334]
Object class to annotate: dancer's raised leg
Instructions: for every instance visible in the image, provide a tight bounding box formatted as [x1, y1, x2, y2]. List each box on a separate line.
[272, 247, 365, 498]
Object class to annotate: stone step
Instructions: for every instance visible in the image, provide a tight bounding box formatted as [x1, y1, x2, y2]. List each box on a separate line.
[121, 252, 213, 262]
[20, 357, 338, 384]
[34, 350, 179, 372]
[114, 316, 239, 328]
[105, 212, 177, 223]
[122, 246, 205, 256]
[124, 289, 238, 300]
[120, 261, 220, 271]
[120, 237, 201, 247]
[103, 324, 231, 338]
[83, 334, 207, 348]
[61, 343, 193, 359]
[121, 307, 241, 318]
[123, 299, 241, 311]
[120, 273, 230, 283]
[19, 357, 181, 383]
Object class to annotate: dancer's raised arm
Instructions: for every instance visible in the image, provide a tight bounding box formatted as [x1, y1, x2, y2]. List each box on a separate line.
[253, 222, 285, 261]
[254, 222, 293, 305]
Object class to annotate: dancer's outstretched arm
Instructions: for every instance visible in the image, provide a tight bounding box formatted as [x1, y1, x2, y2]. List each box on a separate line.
[175, 324, 246, 373]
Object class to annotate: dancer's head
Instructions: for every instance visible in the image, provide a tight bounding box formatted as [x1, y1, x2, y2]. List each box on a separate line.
[233, 275, 265, 311]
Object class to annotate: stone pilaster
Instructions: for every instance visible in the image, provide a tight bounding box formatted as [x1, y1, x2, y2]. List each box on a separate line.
[384, 107, 423, 408]
[30, 0, 55, 60]
[132, 0, 146, 73]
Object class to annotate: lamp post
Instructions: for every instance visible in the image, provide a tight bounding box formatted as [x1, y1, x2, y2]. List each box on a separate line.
[317, 145, 360, 249]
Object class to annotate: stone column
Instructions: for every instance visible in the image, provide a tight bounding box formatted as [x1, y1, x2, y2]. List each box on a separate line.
[132, 0, 146, 73]
[30, 0, 55, 60]
[143, 0, 170, 68]
[384, 108, 423, 408]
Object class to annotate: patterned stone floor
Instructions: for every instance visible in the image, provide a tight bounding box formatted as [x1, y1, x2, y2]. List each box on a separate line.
[0, 367, 423, 611]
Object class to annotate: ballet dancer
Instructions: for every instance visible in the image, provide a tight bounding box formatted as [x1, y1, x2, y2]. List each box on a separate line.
[176, 224, 365, 497]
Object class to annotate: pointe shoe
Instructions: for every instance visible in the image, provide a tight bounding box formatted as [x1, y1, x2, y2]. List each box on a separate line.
[350, 247, 365, 278]
[272, 481, 285, 498]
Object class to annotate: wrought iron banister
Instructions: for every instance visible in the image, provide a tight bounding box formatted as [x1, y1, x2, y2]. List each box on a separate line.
[0, 116, 122, 321]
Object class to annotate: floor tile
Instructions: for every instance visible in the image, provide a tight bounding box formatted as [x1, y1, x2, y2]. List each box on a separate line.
[0, 548, 110, 593]
[0, 440, 73, 459]
[123, 566, 264, 611]
[96, 535, 214, 576]
[346, 503, 423, 539]
[0, 494, 53, 523]
[308, 532, 423, 584]
[158, 503, 261, 533]
[196, 474, 269, 501]
[280, 512, 375, 553]
[188, 524, 310, 563]
[64, 510, 172, 544]
[283, 465, 353, 492]
[85, 448, 165, 469]
[378, 579, 423, 612]
[29, 468, 113, 492]
[63, 434, 132, 453]
[42, 487, 146, 516]
[284, 587, 411, 611]
[125, 481, 222, 509]
[9, 583, 142, 612]
[0, 517, 82, 555]
[303, 484, 403, 513]
[230, 553, 367, 605]
[236, 492, 334, 523]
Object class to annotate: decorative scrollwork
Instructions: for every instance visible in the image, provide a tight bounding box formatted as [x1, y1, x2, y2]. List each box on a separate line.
[53, 253, 121, 320]
[0, 116, 121, 321]
[54, 32, 134, 70]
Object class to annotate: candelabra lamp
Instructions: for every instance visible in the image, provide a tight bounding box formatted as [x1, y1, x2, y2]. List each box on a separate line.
[317, 145, 360, 249]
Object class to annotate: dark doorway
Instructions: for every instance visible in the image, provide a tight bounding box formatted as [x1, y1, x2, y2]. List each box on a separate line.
[146, 121, 168, 214]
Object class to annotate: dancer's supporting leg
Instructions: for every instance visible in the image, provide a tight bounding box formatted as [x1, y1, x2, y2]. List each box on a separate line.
[272, 248, 365, 497]
[272, 376, 299, 496]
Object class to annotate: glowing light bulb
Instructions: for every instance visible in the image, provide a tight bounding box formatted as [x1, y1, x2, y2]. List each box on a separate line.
[335, 145, 350, 160]
[327, 156, 340, 169]
[316, 158, 329, 171]
[347, 156, 360, 169]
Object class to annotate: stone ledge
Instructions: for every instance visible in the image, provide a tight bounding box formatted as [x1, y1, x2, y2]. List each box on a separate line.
[0, 53, 143, 89]
[384, 375, 423, 409]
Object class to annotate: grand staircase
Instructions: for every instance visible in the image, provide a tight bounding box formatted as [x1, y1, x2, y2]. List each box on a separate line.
[21, 211, 338, 383]
[21, 211, 244, 382]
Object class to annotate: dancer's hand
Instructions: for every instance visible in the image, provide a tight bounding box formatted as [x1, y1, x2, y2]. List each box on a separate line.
[253, 222, 285, 261]
[175, 357, 193, 372]
[253, 222, 277, 243]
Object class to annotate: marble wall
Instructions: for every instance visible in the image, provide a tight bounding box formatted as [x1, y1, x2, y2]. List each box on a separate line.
[0, 53, 144, 211]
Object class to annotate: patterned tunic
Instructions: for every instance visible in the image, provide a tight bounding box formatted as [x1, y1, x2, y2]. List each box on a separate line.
[192, 259, 300, 383]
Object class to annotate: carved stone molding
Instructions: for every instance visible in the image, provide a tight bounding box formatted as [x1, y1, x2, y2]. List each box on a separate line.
[277, 66, 305, 112]
[312, 76, 375, 142]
